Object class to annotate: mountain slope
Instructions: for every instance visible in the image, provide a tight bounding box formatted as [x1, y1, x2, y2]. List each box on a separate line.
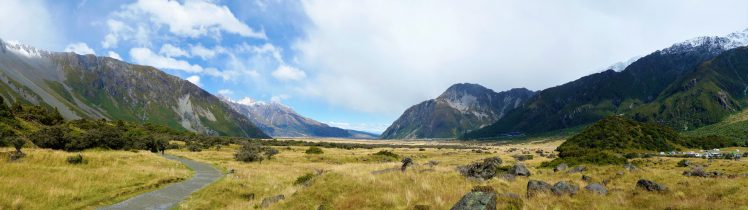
[221, 97, 377, 139]
[381, 83, 534, 139]
[464, 29, 748, 139]
[0, 39, 269, 138]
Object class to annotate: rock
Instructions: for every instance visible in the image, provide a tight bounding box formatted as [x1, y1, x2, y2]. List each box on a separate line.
[425, 160, 440, 167]
[584, 183, 608, 195]
[526, 180, 552, 197]
[676, 159, 690, 167]
[260, 195, 285, 208]
[624, 163, 637, 171]
[683, 166, 722, 177]
[581, 175, 592, 182]
[636, 179, 667, 192]
[554, 163, 568, 172]
[499, 173, 516, 182]
[510, 162, 532, 176]
[567, 166, 587, 174]
[450, 186, 497, 210]
[457, 157, 503, 180]
[401, 157, 414, 172]
[551, 181, 579, 196]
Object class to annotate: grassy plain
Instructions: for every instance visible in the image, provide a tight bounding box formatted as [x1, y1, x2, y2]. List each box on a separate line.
[0, 148, 190, 210]
[172, 138, 748, 209]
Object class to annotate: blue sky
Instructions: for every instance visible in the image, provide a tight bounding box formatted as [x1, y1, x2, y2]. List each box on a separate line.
[2, 0, 748, 133]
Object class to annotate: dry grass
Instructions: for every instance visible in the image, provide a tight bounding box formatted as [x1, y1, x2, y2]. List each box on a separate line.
[0, 148, 190, 210]
[165, 139, 740, 209]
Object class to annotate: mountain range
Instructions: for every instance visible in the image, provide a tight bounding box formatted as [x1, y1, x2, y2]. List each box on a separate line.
[463, 28, 748, 139]
[221, 96, 378, 139]
[0, 39, 271, 138]
[381, 83, 534, 139]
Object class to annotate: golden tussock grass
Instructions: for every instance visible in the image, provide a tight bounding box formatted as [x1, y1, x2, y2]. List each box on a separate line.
[172, 139, 748, 210]
[0, 148, 190, 210]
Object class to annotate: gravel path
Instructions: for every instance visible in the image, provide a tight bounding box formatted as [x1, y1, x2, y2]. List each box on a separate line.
[99, 154, 222, 210]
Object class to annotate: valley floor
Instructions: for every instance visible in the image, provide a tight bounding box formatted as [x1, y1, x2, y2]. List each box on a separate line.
[0, 148, 191, 210]
[170, 138, 748, 209]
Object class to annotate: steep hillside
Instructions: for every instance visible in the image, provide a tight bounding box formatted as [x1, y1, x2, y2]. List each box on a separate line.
[632, 46, 748, 130]
[222, 97, 377, 139]
[0, 39, 268, 138]
[381, 83, 534, 139]
[465, 29, 748, 139]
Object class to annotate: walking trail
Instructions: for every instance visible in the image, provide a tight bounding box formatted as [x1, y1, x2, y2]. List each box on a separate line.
[99, 154, 222, 210]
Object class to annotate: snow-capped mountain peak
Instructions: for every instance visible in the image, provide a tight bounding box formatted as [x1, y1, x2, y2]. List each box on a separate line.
[659, 28, 748, 55]
[0, 39, 49, 58]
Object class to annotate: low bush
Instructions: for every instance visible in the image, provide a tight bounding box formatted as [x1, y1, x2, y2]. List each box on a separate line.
[305, 146, 324, 154]
[293, 173, 317, 185]
[66, 154, 85, 164]
[373, 150, 399, 158]
[235, 142, 279, 163]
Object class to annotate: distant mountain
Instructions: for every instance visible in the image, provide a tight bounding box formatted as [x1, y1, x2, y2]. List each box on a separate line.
[381, 83, 534, 139]
[464, 28, 748, 139]
[0, 39, 269, 138]
[221, 97, 378, 139]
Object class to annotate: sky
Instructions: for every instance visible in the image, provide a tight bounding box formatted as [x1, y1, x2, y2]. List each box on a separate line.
[1, 0, 748, 133]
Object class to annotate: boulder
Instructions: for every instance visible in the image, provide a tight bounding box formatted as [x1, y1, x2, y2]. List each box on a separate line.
[567, 166, 587, 174]
[683, 166, 722, 177]
[526, 180, 552, 197]
[551, 181, 579, 196]
[636, 179, 667, 192]
[457, 157, 503, 180]
[510, 162, 532, 176]
[554, 163, 569, 172]
[260, 195, 285, 208]
[450, 186, 497, 210]
[584, 183, 608, 195]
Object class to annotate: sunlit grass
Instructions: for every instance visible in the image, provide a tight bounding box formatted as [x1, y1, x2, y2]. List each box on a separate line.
[173, 139, 748, 209]
[0, 148, 190, 210]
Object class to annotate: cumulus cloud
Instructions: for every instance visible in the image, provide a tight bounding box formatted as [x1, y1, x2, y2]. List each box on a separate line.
[190, 44, 225, 60]
[271, 65, 306, 81]
[159, 44, 189, 57]
[130, 47, 203, 73]
[64, 42, 95, 55]
[270, 94, 290, 103]
[0, 0, 59, 50]
[217, 89, 234, 96]
[185, 75, 202, 87]
[107, 51, 122, 60]
[296, 0, 748, 114]
[120, 0, 265, 39]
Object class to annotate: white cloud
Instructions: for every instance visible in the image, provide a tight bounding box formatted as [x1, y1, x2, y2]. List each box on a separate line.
[296, 0, 748, 114]
[0, 0, 59, 50]
[270, 94, 290, 103]
[190, 44, 225, 60]
[271, 65, 306, 81]
[64, 42, 96, 55]
[159, 44, 189, 57]
[217, 89, 234, 95]
[107, 51, 122, 60]
[101, 19, 128, 49]
[130, 47, 203, 73]
[185, 75, 202, 87]
[123, 0, 266, 39]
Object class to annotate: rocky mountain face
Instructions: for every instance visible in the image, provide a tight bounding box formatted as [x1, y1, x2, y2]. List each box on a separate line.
[0, 39, 269, 138]
[221, 97, 378, 139]
[381, 83, 534, 139]
[464, 29, 748, 139]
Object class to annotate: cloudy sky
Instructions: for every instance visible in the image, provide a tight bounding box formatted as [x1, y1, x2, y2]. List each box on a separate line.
[1, 0, 748, 133]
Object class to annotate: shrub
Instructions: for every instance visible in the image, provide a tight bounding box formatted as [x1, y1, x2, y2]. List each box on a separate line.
[293, 173, 316, 185]
[186, 142, 203, 152]
[235, 142, 278, 163]
[305, 146, 324, 154]
[67, 154, 85, 164]
[373, 150, 399, 158]
[9, 136, 26, 154]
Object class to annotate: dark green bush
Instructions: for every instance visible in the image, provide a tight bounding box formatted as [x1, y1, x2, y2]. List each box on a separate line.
[305, 146, 324, 154]
[293, 173, 316, 185]
[373, 150, 399, 158]
[67, 154, 85, 164]
[234, 142, 278, 163]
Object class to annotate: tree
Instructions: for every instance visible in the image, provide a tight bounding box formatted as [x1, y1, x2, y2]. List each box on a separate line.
[9, 136, 25, 154]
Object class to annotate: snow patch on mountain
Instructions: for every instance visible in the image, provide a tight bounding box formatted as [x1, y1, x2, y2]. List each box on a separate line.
[660, 28, 748, 55]
[1, 39, 48, 58]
